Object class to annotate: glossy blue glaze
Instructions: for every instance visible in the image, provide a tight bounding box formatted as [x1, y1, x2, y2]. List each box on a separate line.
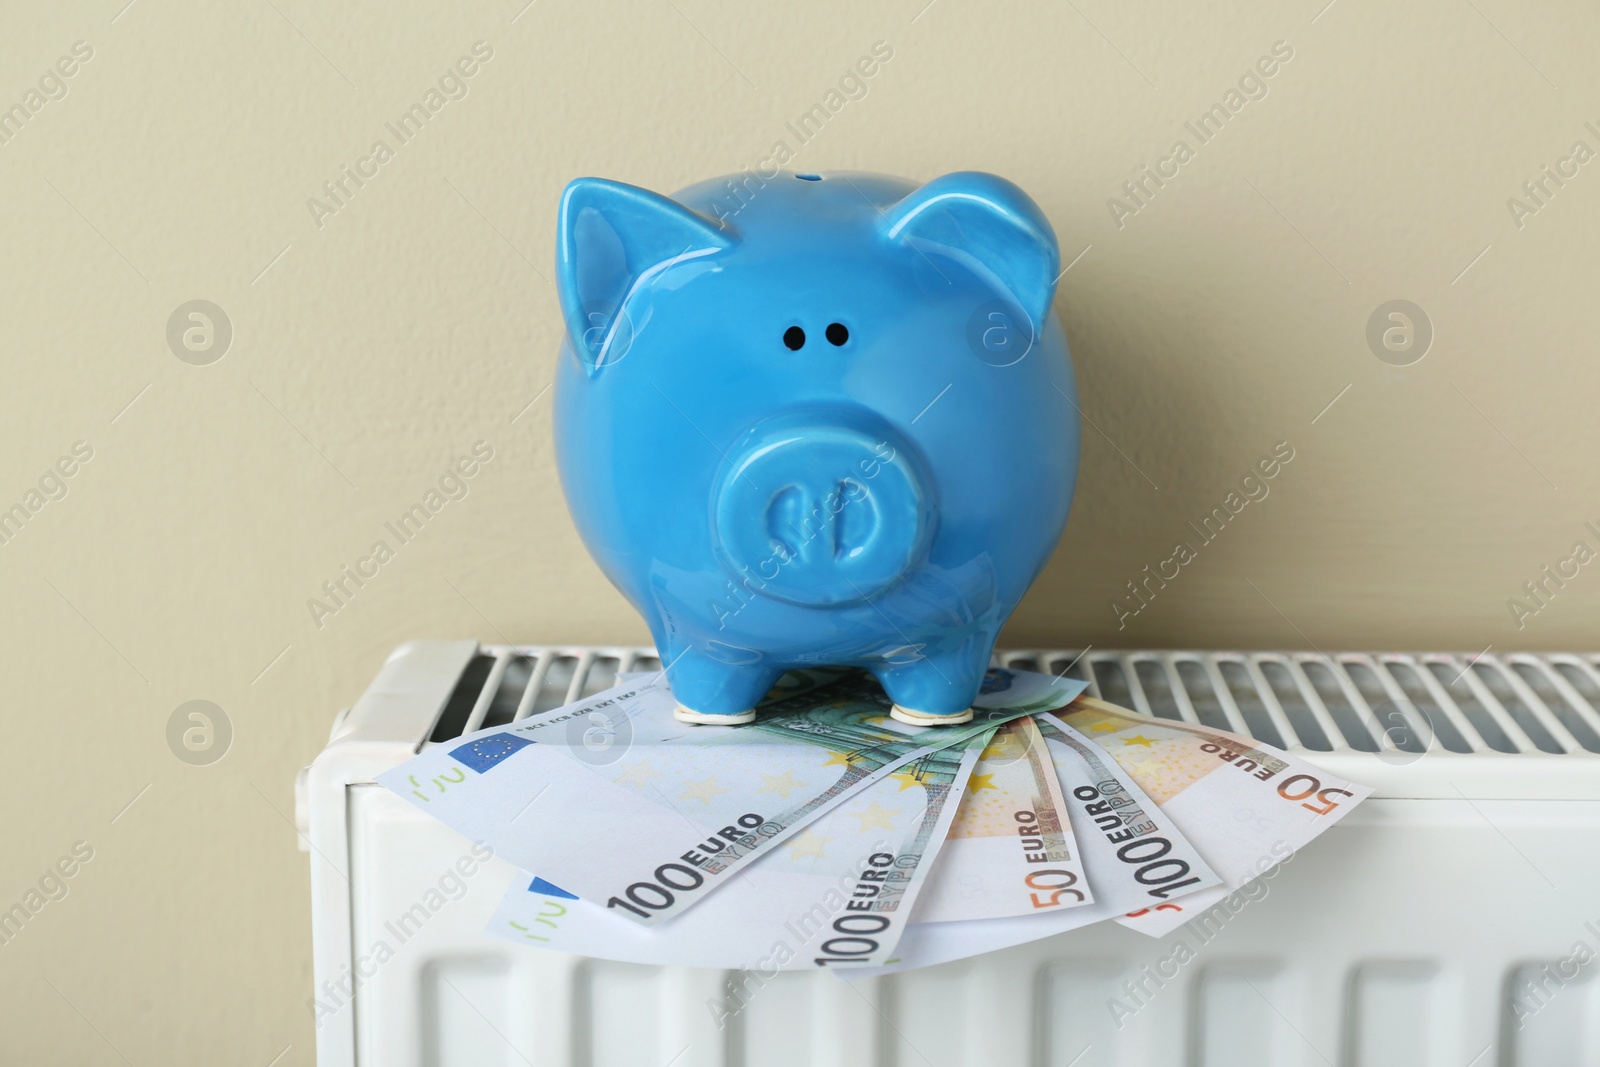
[553, 170, 1080, 720]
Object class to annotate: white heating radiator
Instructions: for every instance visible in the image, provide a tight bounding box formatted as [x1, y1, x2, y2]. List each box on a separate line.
[296, 642, 1600, 1067]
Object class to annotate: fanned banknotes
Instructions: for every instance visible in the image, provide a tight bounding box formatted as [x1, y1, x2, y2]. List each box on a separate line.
[378, 668, 1084, 924]
[381, 668, 1369, 971]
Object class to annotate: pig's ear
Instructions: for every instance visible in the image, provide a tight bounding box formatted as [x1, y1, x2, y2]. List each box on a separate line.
[883, 172, 1060, 332]
[557, 177, 735, 373]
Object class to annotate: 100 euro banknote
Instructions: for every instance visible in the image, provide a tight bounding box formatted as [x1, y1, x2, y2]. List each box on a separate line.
[489, 734, 989, 969]
[378, 668, 1085, 924]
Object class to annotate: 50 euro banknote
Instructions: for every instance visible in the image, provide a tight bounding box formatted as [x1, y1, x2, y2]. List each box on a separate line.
[914, 717, 1093, 923]
[1053, 696, 1373, 937]
[488, 734, 990, 970]
[378, 668, 1085, 925]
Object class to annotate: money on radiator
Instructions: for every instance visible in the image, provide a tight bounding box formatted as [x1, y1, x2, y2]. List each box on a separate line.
[378, 668, 1085, 925]
[384, 665, 1367, 972]
[488, 734, 989, 969]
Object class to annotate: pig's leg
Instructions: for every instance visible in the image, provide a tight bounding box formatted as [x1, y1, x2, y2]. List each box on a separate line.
[664, 647, 783, 726]
[873, 635, 993, 726]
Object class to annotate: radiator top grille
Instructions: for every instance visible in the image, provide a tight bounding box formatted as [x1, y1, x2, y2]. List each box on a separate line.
[424, 647, 1600, 762]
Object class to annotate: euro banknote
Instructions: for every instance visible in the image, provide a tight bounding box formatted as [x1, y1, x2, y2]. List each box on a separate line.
[914, 717, 1093, 923]
[487, 733, 990, 970]
[1053, 696, 1373, 937]
[378, 667, 1085, 924]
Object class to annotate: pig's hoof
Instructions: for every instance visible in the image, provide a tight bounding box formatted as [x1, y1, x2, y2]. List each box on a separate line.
[890, 704, 974, 727]
[674, 704, 757, 726]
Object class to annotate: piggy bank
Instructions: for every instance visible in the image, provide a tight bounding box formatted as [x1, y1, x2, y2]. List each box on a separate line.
[553, 170, 1079, 726]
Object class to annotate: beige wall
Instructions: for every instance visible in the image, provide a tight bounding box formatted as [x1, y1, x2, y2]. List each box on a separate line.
[2, 0, 1595, 1060]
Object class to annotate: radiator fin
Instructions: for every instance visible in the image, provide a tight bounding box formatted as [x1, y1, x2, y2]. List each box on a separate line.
[1346, 962, 1442, 1067]
[1192, 963, 1290, 1067]
[1509, 661, 1600, 753]
[1258, 660, 1335, 751]
[879, 966, 971, 1067]
[420, 956, 516, 1067]
[576, 960, 665, 1067]
[418, 647, 1600, 775]
[427, 654, 495, 743]
[729, 971, 815, 1067]
[1380, 660, 1476, 753]
[1503, 961, 1600, 1066]
[1039, 959, 1131, 1067]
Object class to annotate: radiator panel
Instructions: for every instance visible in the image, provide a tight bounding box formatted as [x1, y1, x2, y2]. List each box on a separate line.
[304, 645, 1600, 1067]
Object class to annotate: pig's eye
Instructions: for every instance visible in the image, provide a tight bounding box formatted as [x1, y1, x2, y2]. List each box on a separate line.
[783, 326, 806, 351]
[826, 323, 849, 346]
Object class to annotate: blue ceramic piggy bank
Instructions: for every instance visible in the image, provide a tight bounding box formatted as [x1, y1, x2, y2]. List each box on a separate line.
[553, 170, 1079, 726]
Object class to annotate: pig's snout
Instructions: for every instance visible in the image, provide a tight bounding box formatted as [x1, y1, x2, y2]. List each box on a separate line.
[711, 413, 933, 607]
